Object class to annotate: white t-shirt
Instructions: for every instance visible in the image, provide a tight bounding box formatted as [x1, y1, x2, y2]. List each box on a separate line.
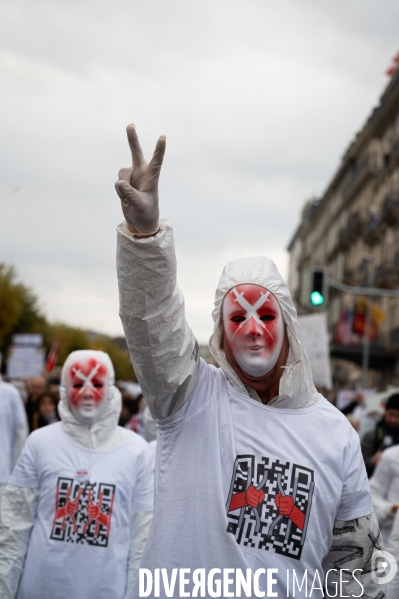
[9, 422, 154, 599]
[0, 382, 27, 484]
[134, 359, 372, 598]
[370, 445, 399, 543]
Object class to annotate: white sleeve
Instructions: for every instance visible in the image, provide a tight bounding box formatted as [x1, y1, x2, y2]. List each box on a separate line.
[336, 431, 373, 521]
[370, 452, 396, 526]
[8, 385, 28, 469]
[324, 512, 385, 599]
[386, 510, 399, 599]
[0, 484, 39, 599]
[124, 512, 152, 599]
[12, 423, 29, 470]
[117, 218, 200, 420]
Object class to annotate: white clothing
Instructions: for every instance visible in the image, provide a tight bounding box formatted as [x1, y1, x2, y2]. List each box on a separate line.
[7, 423, 153, 599]
[148, 439, 157, 473]
[117, 219, 377, 598]
[143, 406, 157, 443]
[386, 509, 399, 599]
[134, 360, 371, 597]
[117, 219, 198, 419]
[370, 444, 399, 544]
[0, 382, 28, 485]
[0, 351, 154, 599]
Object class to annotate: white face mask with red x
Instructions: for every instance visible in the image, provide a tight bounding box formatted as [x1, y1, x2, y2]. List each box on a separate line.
[63, 351, 111, 424]
[223, 283, 285, 377]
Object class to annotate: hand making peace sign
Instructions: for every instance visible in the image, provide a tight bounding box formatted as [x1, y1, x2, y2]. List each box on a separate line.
[115, 124, 166, 236]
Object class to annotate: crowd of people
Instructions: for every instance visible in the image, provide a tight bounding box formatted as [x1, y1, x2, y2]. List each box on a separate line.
[2, 361, 399, 596]
[1, 371, 152, 437]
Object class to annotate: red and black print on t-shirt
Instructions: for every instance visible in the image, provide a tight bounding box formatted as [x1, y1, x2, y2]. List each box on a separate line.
[226, 455, 315, 561]
[50, 477, 115, 547]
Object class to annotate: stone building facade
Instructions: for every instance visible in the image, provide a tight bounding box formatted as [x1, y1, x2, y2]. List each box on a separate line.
[287, 68, 399, 393]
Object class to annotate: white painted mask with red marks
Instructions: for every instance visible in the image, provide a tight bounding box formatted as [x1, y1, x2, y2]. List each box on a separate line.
[64, 352, 111, 423]
[223, 284, 284, 377]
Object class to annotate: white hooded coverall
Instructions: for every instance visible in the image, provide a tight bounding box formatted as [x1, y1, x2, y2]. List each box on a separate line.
[116, 219, 384, 599]
[0, 351, 154, 599]
[0, 380, 28, 494]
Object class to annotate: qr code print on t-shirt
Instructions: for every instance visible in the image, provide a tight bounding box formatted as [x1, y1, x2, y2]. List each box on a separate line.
[226, 454, 315, 561]
[50, 477, 115, 547]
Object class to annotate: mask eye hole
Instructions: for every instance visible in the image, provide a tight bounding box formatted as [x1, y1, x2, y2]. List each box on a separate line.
[73, 383, 83, 389]
[93, 383, 103, 389]
[231, 316, 246, 323]
[260, 315, 275, 322]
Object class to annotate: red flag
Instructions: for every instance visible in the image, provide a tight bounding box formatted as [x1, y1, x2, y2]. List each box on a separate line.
[386, 52, 399, 77]
[386, 64, 398, 77]
[46, 342, 58, 372]
[352, 313, 378, 340]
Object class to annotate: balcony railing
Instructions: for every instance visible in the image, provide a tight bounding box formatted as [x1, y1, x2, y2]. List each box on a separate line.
[381, 192, 399, 225]
[374, 262, 399, 289]
[338, 212, 362, 250]
[362, 214, 383, 245]
[343, 268, 353, 284]
[341, 158, 370, 199]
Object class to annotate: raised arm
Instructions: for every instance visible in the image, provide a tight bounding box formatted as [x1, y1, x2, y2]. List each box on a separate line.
[115, 125, 199, 420]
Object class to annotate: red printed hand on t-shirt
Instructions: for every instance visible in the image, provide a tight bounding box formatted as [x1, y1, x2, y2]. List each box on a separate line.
[66, 498, 79, 517]
[275, 493, 305, 530]
[86, 494, 109, 528]
[229, 486, 265, 511]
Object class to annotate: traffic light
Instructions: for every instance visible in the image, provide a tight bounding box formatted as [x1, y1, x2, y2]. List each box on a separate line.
[309, 268, 327, 307]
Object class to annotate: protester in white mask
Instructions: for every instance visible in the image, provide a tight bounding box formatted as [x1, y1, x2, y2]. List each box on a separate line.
[0, 349, 154, 599]
[115, 125, 383, 598]
[114, 125, 385, 598]
[0, 353, 28, 498]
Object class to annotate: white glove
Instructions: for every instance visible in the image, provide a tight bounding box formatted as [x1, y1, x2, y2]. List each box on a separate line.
[115, 124, 166, 236]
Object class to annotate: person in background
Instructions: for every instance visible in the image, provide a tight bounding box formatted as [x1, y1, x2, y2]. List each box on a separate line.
[370, 438, 399, 545]
[31, 392, 60, 429]
[0, 354, 29, 498]
[9, 381, 28, 406]
[47, 376, 60, 396]
[25, 375, 47, 432]
[385, 508, 399, 599]
[340, 391, 364, 415]
[118, 392, 138, 427]
[361, 393, 399, 477]
[0, 350, 154, 599]
[125, 393, 146, 437]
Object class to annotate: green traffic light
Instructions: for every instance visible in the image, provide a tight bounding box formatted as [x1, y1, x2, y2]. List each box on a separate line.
[310, 291, 324, 306]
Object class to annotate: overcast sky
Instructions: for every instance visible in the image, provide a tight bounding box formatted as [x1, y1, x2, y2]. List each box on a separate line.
[1, 0, 398, 344]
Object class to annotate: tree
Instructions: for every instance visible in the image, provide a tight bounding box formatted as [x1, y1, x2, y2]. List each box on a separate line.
[0, 263, 136, 381]
[0, 264, 46, 352]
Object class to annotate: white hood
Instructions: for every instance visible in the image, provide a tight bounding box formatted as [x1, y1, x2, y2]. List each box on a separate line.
[58, 350, 123, 450]
[209, 256, 320, 409]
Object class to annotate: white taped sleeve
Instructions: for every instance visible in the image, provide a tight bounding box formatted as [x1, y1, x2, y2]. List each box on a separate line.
[125, 511, 152, 599]
[0, 484, 38, 599]
[323, 513, 385, 598]
[12, 423, 29, 469]
[117, 218, 199, 419]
